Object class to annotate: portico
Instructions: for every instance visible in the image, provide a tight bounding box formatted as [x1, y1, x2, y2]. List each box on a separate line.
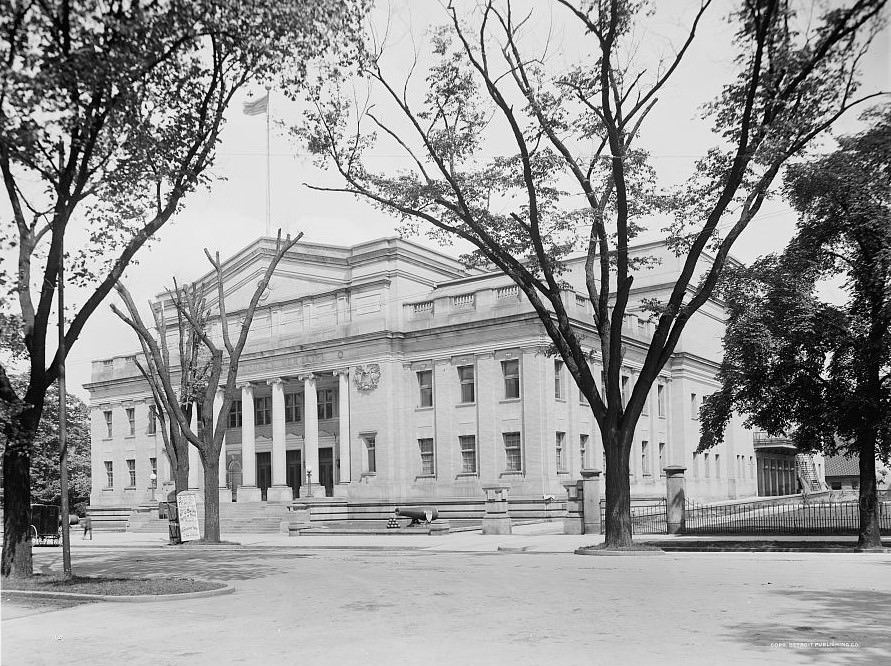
[232, 369, 351, 502]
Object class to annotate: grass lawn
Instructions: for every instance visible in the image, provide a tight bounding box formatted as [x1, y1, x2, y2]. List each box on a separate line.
[2, 574, 225, 595]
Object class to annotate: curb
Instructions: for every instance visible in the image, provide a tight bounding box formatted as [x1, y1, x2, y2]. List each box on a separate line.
[574, 547, 665, 556]
[2, 582, 235, 603]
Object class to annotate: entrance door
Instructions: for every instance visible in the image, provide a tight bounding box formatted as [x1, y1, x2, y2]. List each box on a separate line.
[256, 452, 272, 501]
[286, 450, 302, 499]
[318, 448, 334, 497]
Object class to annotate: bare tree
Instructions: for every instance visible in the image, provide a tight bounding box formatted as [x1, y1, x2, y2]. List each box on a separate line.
[113, 232, 303, 542]
[298, 0, 887, 547]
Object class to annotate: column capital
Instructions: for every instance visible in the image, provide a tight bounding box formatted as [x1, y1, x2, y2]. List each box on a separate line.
[298, 372, 316, 383]
[332, 368, 350, 378]
[266, 377, 285, 386]
[239, 382, 255, 394]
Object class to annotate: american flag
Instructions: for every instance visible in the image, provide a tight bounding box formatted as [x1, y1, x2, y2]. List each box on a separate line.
[243, 93, 268, 116]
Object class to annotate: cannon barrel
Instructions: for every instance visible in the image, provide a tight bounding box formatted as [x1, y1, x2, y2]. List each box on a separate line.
[395, 506, 439, 523]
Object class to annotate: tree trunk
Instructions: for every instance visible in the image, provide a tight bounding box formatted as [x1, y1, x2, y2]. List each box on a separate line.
[603, 433, 633, 548]
[856, 430, 882, 550]
[203, 455, 221, 543]
[2, 417, 35, 578]
[168, 426, 190, 498]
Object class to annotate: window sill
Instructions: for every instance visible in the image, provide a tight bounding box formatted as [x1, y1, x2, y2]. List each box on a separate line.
[415, 475, 436, 481]
[102, 437, 113, 442]
[555, 398, 566, 403]
[125, 434, 135, 439]
[499, 471, 525, 478]
[102, 487, 114, 492]
[455, 402, 475, 407]
[124, 486, 136, 491]
[360, 471, 377, 478]
[499, 398, 521, 404]
[415, 406, 434, 412]
[456, 472, 479, 478]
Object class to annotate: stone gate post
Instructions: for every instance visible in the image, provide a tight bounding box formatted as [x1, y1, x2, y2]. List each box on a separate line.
[580, 469, 602, 535]
[481, 483, 512, 535]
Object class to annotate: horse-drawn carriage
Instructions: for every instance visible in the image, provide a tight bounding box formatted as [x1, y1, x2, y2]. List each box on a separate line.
[29, 503, 61, 546]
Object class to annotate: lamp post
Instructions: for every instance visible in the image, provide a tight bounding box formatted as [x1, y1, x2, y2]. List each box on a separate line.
[306, 465, 313, 498]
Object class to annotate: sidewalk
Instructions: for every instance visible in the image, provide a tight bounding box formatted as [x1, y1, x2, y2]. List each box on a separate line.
[55, 522, 890, 554]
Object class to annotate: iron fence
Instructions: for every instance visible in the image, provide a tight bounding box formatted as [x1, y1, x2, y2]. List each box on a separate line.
[684, 499, 891, 535]
[599, 498, 667, 534]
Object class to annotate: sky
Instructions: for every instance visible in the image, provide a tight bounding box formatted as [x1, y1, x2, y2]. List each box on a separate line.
[5, 0, 889, 399]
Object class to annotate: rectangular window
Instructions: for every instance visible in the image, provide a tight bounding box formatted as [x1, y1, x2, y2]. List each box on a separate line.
[317, 389, 337, 420]
[715, 453, 721, 478]
[459, 435, 477, 474]
[364, 436, 376, 473]
[503, 432, 522, 472]
[255, 396, 272, 426]
[691, 393, 699, 420]
[418, 438, 435, 476]
[580, 434, 589, 469]
[554, 360, 564, 400]
[126, 407, 135, 436]
[458, 365, 475, 404]
[104, 410, 113, 438]
[621, 375, 630, 407]
[126, 459, 136, 488]
[502, 360, 520, 399]
[147, 405, 157, 435]
[659, 442, 665, 477]
[285, 392, 302, 423]
[657, 384, 666, 417]
[417, 370, 433, 408]
[228, 400, 243, 428]
[704, 452, 711, 478]
[641, 440, 651, 476]
[104, 461, 114, 488]
[150, 457, 157, 485]
[555, 432, 566, 473]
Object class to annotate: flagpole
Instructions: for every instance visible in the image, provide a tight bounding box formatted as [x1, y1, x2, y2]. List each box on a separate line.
[265, 84, 271, 237]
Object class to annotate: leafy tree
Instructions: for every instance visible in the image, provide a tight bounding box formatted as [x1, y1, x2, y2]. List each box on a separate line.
[700, 109, 891, 549]
[1, 0, 365, 578]
[112, 232, 302, 542]
[0, 375, 90, 508]
[297, 0, 886, 547]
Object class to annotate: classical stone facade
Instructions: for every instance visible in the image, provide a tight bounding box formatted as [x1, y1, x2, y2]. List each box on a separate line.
[86, 236, 761, 508]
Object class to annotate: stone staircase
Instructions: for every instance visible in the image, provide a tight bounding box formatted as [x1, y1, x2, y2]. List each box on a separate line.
[127, 501, 293, 535]
[87, 506, 132, 532]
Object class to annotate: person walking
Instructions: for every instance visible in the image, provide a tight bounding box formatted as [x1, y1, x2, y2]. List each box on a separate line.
[82, 514, 92, 540]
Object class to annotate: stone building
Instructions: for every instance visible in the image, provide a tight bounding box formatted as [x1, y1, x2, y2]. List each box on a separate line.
[86, 236, 762, 510]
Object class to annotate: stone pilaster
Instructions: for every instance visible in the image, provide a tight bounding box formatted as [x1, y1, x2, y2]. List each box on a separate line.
[334, 369, 351, 485]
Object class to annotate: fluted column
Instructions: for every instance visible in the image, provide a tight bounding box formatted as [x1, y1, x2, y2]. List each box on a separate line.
[188, 404, 202, 491]
[266, 378, 292, 503]
[334, 369, 351, 485]
[214, 388, 231, 503]
[300, 373, 322, 497]
[237, 383, 262, 502]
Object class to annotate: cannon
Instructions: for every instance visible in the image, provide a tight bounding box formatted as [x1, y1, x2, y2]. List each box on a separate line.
[395, 506, 439, 526]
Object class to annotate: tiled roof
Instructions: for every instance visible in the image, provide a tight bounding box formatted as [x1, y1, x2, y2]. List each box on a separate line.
[824, 453, 860, 477]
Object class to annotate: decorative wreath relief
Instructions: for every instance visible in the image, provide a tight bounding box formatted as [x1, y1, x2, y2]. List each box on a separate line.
[353, 364, 381, 392]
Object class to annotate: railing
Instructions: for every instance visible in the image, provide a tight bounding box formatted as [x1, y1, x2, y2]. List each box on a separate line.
[495, 285, 519, 300]
[684, 499, 891, 535]
[412, 301, 434, 315]
[599, 498, 667, 534]
[451, 293, 475, 310]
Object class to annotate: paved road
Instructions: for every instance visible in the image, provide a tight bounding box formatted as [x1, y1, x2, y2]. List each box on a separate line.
[3, 540, 890, 666]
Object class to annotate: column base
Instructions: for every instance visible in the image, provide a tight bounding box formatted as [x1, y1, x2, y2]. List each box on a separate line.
[218, 487, 232, 504]
[481, 516, 512, 535]
[236, 486, 263, 503]
[583, 520, 601, 535]
[266, 485, 294, 503]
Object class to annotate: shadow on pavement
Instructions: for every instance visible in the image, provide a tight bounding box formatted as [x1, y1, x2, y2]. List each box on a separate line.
[35, 548, 310, 582]
[726, 588, 891, 666]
